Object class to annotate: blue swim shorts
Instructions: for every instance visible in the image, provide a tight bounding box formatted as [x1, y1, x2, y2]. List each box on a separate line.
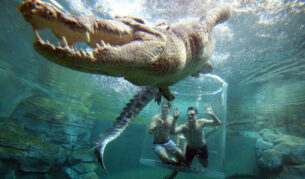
[153, 139, 177, 155]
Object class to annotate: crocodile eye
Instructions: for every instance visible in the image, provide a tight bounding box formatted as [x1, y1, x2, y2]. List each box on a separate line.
[47, 10, 53, 16]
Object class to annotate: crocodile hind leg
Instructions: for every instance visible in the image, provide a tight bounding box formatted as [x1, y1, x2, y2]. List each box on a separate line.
[94, 86, 158, 173]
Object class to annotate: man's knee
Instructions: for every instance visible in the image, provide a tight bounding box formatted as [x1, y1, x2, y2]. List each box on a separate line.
[172, 148, 180, 155]
[174, 150, 186, 161]
[156, 150, 171, 163]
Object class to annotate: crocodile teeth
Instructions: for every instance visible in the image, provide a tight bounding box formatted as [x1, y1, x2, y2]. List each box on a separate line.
[100, 40, 106, 47]
[80, 50, 86, 56]
[93, 21, 98, 29]
[86, 50, 94, 59]
[62, 36, 69, 47]
[85, 31, 90, 42]
[96, 43, 101, 48]
[50, 44, 55, 50]
[34, 30, 42, 42]
[76, 50, 81, 56]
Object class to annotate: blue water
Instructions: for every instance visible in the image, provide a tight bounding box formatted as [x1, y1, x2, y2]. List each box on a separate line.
[0, 0, 304, 179]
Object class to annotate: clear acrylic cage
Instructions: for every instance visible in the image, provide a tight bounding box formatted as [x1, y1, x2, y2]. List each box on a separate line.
[140, 74, 228, 178]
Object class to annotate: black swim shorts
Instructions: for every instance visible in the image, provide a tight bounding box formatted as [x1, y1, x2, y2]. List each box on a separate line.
[185, 144, 208, 162]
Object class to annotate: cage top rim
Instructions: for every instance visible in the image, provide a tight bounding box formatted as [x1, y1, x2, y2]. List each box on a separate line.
[171, 74, 227, 97]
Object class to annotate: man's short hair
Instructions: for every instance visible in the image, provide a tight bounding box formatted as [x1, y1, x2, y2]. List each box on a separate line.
[187, 107, 198, 114]
[161, 101, 171, 109]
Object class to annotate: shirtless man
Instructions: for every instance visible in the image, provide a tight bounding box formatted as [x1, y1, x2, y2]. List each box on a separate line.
[170, 105, 222, 168]
[148, 101, 186, 165]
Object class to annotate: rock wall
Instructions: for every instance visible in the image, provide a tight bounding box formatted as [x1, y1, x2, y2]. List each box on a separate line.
[227, 82, 305, 138]
[226, 82, 305, 179]
[0, 96, 98, 178]
[255, 129, 305, 179]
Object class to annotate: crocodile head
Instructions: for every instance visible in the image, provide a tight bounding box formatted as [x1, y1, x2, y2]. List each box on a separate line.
[18, 0, 166, 76]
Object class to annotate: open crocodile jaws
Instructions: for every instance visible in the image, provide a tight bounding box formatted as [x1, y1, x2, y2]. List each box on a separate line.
[18, 0, 231, 100]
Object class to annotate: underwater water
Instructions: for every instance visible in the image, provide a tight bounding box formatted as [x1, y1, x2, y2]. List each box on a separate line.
[0, 0, 305, 179]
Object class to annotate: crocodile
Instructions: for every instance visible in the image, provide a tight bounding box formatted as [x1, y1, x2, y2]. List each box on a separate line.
[18, 0, 231, 173]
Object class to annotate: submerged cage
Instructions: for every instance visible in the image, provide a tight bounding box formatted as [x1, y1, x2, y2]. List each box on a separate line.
[140, 74, 228, 178]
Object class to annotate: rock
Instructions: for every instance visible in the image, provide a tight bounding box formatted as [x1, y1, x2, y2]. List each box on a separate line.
[255, 138, 273, 157]
[254, 121, 264, 130]
[68, 149, 94, 165]
[259, 129, 278, 143]
[15, 171, 51, 179]
[287, 143, 305, 165]
[10, 96, 95, 150]
[71, 163, 97, 174]
[3, 170, 16, 179]
[274, 135, 304, 145]
[64, 167, 79, 179]
[0, 146, 26, 161]
[273, 136, 305, 165]
[19, 134, 70, 172]
[56, 148, 71, 165]
[273, 142, 291, 157]
[20, 157, 53, 173]
[257, 149, 283, 171]
[279, 164, 305, 179]
[0, 118, 29, 151]
[259, 128, 273, 136]
[0, 160, 16, 175]
[0, 117, 68, 172]
[256, 130, 305, 179]
[80, 172, 99, 179]
[2, 95, 97, 177]
[0, 117, 70, 173]
[255, 114, 264, 121]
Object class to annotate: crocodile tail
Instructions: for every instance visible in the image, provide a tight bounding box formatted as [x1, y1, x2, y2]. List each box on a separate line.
[94, 86, 158, 173]
[203, 3, 231, 32]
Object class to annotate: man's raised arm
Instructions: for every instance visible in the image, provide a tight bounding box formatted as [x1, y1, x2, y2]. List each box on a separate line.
[203, 105, 222, 126]
[170, 108, 184, 134]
